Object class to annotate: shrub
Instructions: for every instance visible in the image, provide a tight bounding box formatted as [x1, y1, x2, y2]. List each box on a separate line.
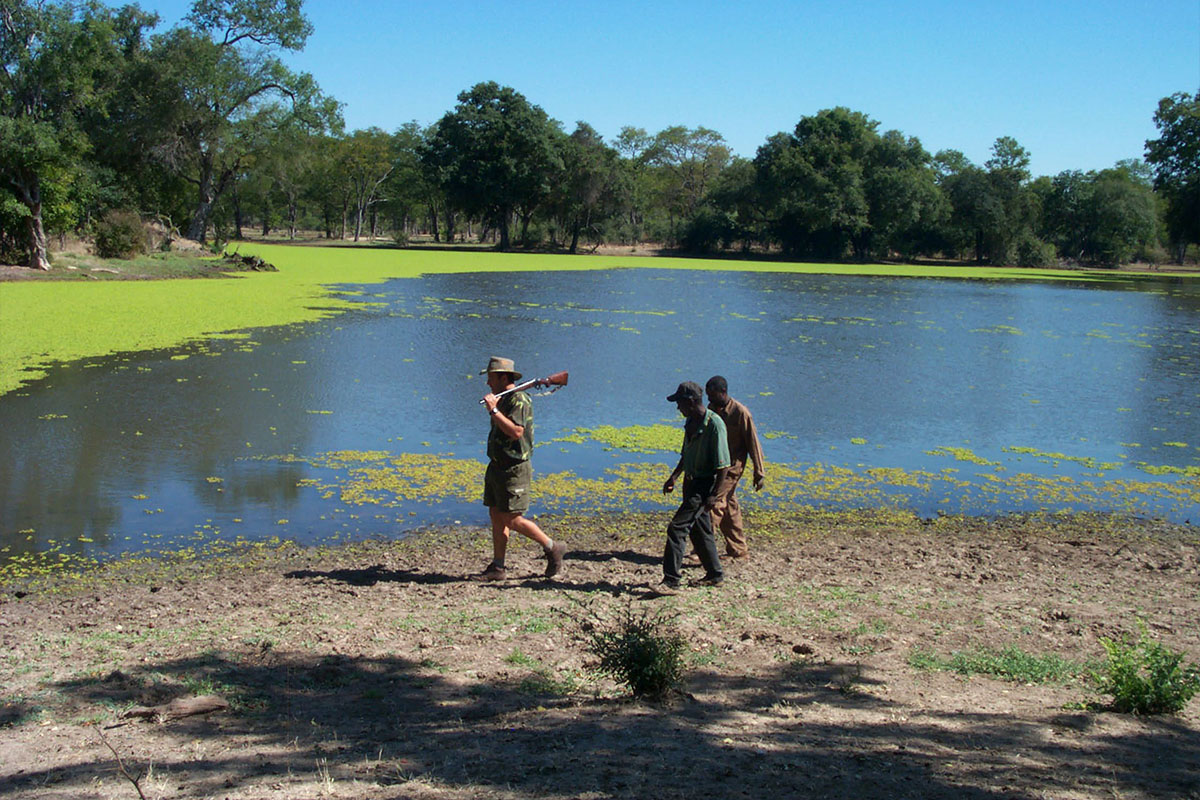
[1095, 634, 1200, 714]
[93, 210, 149, 259]
[587, 607, 687, 699]
[1015, 234, 1057, 268]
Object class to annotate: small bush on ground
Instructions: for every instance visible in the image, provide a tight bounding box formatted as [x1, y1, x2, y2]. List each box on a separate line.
[587, 606, 687, 699]
[1095, 634, 1200, 714]
[1016, 234, 1057, 268]
[93, 210, 149, 259]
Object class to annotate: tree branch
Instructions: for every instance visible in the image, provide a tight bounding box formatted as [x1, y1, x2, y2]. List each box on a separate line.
[94, 727, 149, 800]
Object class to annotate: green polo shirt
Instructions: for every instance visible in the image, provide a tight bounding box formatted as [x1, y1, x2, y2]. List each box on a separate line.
[680, 409, 731, 479]
[487, 391, 533, 465]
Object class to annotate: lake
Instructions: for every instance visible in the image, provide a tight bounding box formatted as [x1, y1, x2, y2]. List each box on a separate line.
[2, 266, 1198, 576]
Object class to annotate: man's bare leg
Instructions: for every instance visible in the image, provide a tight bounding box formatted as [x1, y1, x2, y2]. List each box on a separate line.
[489, 507, 513, 565]
[490, 509, 563, 577]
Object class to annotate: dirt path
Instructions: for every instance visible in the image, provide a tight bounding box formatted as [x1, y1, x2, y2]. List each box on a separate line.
[1, 511, 1198, 799]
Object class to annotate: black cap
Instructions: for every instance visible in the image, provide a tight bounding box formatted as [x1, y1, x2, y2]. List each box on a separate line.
[666, 381, 703, 403]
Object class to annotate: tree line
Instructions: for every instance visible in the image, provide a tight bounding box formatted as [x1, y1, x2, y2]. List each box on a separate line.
[3, 0, 1198, 270]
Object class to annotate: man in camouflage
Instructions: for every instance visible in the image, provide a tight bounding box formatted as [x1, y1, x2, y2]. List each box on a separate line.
[471, 356, 566, 581]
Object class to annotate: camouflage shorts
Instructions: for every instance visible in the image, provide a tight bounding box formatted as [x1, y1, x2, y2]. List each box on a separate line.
[483, 460, 532, 514]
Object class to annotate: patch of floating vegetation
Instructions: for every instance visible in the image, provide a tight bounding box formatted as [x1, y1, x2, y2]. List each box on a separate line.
[1002, 446, 1123, 471]
[548, 424, 681, 453]
[266, 445, 1200, 523]
[972, 325, 1024, 335]
[926, 446, 1000, 466]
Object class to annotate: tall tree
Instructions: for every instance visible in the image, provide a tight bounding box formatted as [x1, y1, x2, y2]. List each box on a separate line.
[939, 137, 1044, 264]
[136, 0, 337, 242]
[754, 108, 876, 258]
[642, 125, 730, 241]
[862, 130, 945, 259]
[423, 81, 561, 250]
[1145, 91, 1200, 262]
[0, 1, 152, 268]
[340, 127, 396, 241]
[551, 122, 622, 253]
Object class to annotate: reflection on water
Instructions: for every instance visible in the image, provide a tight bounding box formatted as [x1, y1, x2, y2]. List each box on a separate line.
[2, 270, 1198, 572]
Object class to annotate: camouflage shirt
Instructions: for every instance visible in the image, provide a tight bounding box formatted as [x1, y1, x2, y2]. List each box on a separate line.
[487, 391, 533, 465]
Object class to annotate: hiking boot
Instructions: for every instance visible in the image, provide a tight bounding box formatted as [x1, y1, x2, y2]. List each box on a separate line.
[468, 563, 507, 582]
[545, 541, 567, 578]
[682, 553, 702, 567]
[648, 581, 681, 597]
[690, 574, 724, 588]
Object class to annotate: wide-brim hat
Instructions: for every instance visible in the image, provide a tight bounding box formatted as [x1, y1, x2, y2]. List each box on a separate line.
[481, 356, 522, 381]
[666, 381, 703, 403]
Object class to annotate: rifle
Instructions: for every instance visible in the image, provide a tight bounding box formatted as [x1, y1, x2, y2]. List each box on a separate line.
[479, 371, 569, 404]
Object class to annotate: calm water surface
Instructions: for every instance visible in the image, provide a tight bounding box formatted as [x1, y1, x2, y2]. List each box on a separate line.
[3, 269, 1198, 569]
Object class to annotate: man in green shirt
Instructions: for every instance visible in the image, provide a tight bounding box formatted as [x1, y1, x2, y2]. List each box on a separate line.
[653, 381, 730, 595]
[471, 356, 566, 582]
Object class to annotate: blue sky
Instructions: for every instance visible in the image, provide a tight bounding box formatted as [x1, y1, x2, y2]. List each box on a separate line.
[146, 0, 1199, 177]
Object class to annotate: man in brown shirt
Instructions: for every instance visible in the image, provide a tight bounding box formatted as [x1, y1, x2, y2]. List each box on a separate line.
[705, 375, 766, 559]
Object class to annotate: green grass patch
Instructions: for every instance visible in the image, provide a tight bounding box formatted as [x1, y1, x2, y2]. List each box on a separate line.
[909, 644, 1096, 684]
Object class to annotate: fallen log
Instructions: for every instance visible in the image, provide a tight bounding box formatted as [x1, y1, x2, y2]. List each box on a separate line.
[121, 694, 230, 722]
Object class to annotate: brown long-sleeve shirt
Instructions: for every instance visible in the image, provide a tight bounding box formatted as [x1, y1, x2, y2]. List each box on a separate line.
[711, 396, 765, 482]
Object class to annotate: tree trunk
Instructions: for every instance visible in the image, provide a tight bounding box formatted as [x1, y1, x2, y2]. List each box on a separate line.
[187, 154, 217, 242]
[519, 210, 533, 246]
[232, 187, 244, 240]
[26, 205, 51, 270]
[498, 209, 510, 250]
[444, 208, 455, 244]
[187, 197, 212, 243]
[14, 172, 51, 270]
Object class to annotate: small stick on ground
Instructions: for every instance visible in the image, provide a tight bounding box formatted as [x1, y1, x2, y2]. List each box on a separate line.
[94, 726, 150, 800]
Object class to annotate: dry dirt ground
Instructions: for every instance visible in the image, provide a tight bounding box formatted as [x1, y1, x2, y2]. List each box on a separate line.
[1, 512, 1198, 800]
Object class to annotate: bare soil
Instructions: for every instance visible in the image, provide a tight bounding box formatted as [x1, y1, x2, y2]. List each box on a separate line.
[1, 512, 1198, 800]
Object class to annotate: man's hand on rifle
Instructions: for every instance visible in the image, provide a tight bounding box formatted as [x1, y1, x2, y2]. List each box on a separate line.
[482, 393, 499, 413]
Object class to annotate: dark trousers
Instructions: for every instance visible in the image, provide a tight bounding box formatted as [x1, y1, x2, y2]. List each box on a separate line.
[663, 475, 723, 585]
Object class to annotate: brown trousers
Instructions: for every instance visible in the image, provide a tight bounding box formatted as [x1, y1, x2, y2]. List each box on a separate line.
[710, 462, 747, 557]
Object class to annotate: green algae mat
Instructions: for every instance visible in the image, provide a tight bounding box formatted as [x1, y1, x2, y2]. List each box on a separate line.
[2, 244, 1194, 396]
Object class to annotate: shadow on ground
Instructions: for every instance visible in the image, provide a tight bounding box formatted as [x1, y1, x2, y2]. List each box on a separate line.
[8, 646, 1198, 799]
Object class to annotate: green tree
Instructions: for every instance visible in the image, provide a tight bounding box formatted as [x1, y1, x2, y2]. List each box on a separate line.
[423, 81, 561, 250]
[0, 1, 152, 268]
[549, 122, 622, 253]
[689, 156, 763, 252]
[1145, 91, 1200, 262]
[379, 121, 435, 242]
[754, 108, 876, 258]
[862, 130, 945, 259]
[135, 0, 337, 242]
[642, 125, 730, 243]
[339, 127, 397, 241]
[1040, 164, 1156, 266]
[939, 137, 1046, 264]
